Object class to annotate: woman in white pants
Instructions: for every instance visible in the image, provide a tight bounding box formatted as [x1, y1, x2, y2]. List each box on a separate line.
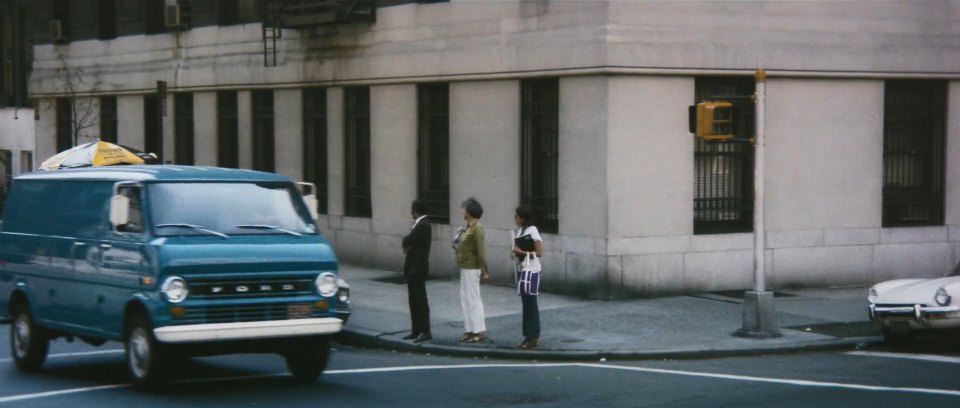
[454, 197, 489, 343]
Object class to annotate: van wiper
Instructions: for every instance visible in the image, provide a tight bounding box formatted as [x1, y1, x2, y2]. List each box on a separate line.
[236, 224, 303, 237]
[155, 223, 229, 239]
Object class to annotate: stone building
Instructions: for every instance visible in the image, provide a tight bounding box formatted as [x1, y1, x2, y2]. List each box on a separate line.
[24, 0, 960, 297]
[0, 0, 35, 216]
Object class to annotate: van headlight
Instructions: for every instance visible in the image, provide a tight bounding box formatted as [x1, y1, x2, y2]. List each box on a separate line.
[162, 276, 189, 303]
[315, 272, 338, 297]
[868, 287, 878, 304]
[935, 288, 951, 306]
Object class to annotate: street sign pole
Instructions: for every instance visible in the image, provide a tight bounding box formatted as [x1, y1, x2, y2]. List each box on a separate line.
[737, 69, 781, 338]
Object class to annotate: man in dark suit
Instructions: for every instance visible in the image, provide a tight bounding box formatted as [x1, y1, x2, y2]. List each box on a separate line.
[402, 200, 432, 343]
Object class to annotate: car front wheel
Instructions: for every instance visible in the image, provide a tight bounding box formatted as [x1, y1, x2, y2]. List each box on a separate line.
[10, 304, 50, 372]
[284, 336, 331, 384]
[125, 315, 170, 390]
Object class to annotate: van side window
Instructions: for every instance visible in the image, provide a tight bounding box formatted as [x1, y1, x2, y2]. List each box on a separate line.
[1, 180, 63, 234]
[116, 186, 143, 233]
[56, 181, 113, 238]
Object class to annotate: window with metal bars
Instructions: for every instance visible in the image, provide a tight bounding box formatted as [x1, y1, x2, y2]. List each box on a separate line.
[143, 94, 162, 161]
[56, 98, 73, 151]
[417, 83, 450, 223]
[99, 96, 117, 143]
[693, 77, 755, 235]
[252, 90, 275, 172]
[344, 86, 371, 218]
[217, 91, 238, 168]
[520, 78, 559, 234]
[882, 80, 946, 227]
[302, 88, 328, 214]
[174, 93, 194, 165]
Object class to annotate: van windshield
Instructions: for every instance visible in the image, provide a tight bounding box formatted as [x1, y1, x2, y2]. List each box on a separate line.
[148, 182, 316, 236]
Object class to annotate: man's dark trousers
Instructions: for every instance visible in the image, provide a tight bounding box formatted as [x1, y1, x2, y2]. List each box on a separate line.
[403, 217, 432, 336]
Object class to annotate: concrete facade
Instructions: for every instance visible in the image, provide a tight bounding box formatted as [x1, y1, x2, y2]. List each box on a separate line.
[22, 1, 960, 297]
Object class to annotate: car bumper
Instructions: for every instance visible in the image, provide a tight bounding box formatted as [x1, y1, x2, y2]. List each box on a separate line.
[154, 317, 344, 343]
[868, 304, 960, 330]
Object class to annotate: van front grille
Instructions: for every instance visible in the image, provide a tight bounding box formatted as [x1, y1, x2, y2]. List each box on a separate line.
[172, 303, 319, 324]
[188, 278, 314, 299]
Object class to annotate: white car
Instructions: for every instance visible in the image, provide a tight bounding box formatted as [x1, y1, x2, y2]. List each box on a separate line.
[868, 263, 960, 345]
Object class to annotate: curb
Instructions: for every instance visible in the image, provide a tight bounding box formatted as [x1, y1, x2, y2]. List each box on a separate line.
[335, 329, 885, 361]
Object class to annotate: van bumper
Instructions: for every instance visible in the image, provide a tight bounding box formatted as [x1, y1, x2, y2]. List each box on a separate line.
[153, 317, 344, 343]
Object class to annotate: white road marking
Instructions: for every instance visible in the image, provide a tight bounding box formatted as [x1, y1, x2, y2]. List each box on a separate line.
[0, 349, 124, 364]
[2, 361, 960, 404]
[846, 351, 960, 364]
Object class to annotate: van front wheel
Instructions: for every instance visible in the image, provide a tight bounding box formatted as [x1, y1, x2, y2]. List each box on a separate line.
[125, 315, 169, 390]
[284, 336, 331, 384]
[10, 305, 49, 372]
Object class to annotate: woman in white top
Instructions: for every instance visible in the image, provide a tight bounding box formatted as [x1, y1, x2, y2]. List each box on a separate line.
[512, 205, 543, 349]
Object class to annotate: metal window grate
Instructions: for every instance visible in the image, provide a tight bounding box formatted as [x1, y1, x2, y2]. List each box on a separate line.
[174, 93, 194, 165]
[693, 77, 755, 235]
[55, 98, 73, 151]
[521, 79, 559, 234]
[143, 94, 162, 161]
[417, 83, 450, 223]
[99, 96, 118, 144]
[217, 91, 239, 168]
[303, 88, 328, 214]
[344, 86, 371, 217]
[882, 80, 945, 227]
[252, 90, 275, 172]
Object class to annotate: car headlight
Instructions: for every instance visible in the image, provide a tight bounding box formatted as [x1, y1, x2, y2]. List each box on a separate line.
[868, 287, 878, 304]
[935, 288, 951, 306]
[336, 278, 350, 304]
[162, 276, 189, 303]
[315, 272, 338, 297]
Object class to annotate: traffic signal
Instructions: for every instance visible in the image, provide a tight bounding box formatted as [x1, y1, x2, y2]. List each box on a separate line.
[692, 101, 734, 141]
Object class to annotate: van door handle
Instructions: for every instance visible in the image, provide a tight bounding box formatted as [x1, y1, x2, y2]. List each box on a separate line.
[99, 244, 112, 249]
[73, 242, 87, 247]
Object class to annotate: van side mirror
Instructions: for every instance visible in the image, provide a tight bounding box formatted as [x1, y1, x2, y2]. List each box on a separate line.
[296, 182, 319, 222]
[110, 194, 131, 228]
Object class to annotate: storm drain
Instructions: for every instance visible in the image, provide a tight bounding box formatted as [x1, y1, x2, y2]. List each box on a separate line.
[786, 321, 880, 338]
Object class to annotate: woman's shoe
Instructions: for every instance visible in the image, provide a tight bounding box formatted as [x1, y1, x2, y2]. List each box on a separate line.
[465, 333, 487, 343]
[459, 333, 474, 342]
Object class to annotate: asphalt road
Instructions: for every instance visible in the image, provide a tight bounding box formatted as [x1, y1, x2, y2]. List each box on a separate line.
[1, 325, 959, 407]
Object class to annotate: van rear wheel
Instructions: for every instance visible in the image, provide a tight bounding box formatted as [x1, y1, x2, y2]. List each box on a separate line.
[284, 336, 331, 384]
[125, 315, 170, 390]
[10, 304, 50, 372]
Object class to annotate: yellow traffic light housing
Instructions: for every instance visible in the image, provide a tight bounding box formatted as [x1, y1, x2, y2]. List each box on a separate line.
[695, 101, 734, 141]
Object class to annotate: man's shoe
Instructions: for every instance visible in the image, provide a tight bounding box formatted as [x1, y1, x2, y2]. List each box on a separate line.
[403, 332, 420, 340]
[413, 334, 432, 343]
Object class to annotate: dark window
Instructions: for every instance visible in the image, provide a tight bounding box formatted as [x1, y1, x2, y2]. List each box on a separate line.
[217, 91, 239, 168]
[116, 0, 143, 36]
[98, 0, 117, 40]
[174, 93, 194, 165]
[344, 86, 371, 218]
[882, 80, 946, 227]
[99, 95, 117, 143]
[693, 77, 755, 235]
[520, 78, 559, 234]
[217, 0, 239, 25]
[0, 13, 9, 102]
[70, 0, 98, 40]
[53, 0, 72, 41]
[191, 0, 218, 27]
[143, 94, 162, 161]
[56, 98, 73, 151]
[252, 90, 274, 172]
[144, 0, 165, 34]
[417, 83, 449, 223]
[303, 88, 328, 214]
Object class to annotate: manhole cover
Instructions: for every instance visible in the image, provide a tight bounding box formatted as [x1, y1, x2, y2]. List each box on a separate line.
[469, 393, 563, 405]
[786, 321, 880, 338]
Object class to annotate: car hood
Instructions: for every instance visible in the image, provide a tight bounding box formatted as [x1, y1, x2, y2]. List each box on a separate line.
[874, 277, 960, 304]
[152, 235, 338, 274]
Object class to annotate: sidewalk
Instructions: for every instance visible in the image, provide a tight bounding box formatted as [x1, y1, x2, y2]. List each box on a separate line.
[335, 265, 884, 360]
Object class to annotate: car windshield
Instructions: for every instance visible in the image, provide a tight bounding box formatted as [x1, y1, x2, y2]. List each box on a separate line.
[148, 182, 315, 236]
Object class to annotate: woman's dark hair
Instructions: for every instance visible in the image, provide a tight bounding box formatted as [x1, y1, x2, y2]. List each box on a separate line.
[461, 197, 483, 219]
[515, 205, 536, 228]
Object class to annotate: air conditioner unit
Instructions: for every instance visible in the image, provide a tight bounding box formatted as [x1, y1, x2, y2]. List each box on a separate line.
[165, 4, 182, 28]
[49, 20, 64, 42]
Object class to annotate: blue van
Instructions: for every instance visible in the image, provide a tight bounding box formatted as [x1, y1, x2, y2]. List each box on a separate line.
[0, 166, 349, 389]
